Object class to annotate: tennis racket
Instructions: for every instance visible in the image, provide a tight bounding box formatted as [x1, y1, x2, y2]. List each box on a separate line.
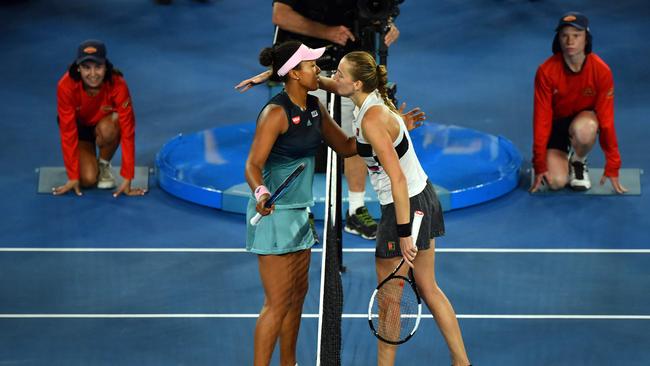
[368, 210, 424, 345]
[250, 162, 306, 226]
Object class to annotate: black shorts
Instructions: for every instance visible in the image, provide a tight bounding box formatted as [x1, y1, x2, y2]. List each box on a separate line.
[57, 116, 96, 142]
[547, 110, 593, 153]
[375, 182, 445, 258]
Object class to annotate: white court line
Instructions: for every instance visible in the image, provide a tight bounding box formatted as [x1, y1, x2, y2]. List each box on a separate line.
[0, 248, 649, 253]
[0, 313, 648, 320]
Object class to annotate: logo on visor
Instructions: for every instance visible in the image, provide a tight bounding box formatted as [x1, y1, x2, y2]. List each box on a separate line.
[292, 116, 301, 125]
[84, 46, 98, 54]
[563, 15, 577, 22]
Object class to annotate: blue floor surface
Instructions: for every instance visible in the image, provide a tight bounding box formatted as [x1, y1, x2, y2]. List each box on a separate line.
[1, 0, 649, 365]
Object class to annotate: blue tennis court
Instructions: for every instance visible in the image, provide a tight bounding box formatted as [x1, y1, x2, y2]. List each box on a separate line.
[1, 0, 649, 365]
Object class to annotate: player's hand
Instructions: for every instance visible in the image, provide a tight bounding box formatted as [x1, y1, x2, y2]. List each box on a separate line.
[113, 179, 147, 198]
[384, 22, 400, 46]
[399, 102, 426, 131]
[600, 174, 628, 194]
[255, 194, 275, 216]
[529, 171, 549, 193]
[234, 70, 272, 93]
[52, 179, 82, 196]
[325, 25, 355, 46]
[400, 236, 418, 268]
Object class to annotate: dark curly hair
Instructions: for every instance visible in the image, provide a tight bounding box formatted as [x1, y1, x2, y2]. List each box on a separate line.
[259, 41, 302, 82]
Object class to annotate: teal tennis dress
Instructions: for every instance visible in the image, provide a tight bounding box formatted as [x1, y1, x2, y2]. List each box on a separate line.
[246, 91, 323, 255]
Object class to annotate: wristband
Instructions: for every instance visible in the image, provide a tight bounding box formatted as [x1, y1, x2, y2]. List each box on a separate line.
[254, 185, 270, 202]
[396, 223, 411, 238]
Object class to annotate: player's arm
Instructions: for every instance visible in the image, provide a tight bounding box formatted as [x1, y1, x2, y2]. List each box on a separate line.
[362, 106, 416, 267]
[235, 69, 272, 93]
[53, 81, 82, 196]
[111, 79, 147, 197]
[245, 105, 287, 214]
[319, 102, 356, 157]
[595, 69, 626, 193]
[235, 69, 337, 95]
[272, 2, 355, 46]
[530, 68, 554, 192]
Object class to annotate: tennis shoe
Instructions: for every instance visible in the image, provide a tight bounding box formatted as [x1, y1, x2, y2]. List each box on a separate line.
[569, 159, 591, 191]
[344, 206, 377, 240]
[97, 159, 116, 189]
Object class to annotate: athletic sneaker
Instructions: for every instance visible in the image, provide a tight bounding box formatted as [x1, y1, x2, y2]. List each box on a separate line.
[569, 159, 591, 191]
[309, 212, 319, 245]
[344, 206, 377, 240]
[97, 159, 116, 189]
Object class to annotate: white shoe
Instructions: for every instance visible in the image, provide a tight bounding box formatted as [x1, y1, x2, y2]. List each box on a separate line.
[569, 159, 591, 191]
[97, 160, 116, 189]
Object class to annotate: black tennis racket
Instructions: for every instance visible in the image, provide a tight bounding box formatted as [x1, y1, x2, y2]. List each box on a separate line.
[250, 162, 306, 226]
[368, 210, 424, 345]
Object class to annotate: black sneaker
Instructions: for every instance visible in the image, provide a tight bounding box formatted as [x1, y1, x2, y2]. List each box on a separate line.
[309, 212, 319, 245]
[344, 206, 377, 240]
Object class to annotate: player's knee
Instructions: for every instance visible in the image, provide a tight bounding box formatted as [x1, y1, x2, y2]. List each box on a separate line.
[96, 125, 119, 146]
[79, 172, 97, 187]
[294, 283, 309, 303]
[571, 127, 597, 147]
[96, 117, 119, 145]
[547, 174, 568, 190]
[570, 115, 598, 145]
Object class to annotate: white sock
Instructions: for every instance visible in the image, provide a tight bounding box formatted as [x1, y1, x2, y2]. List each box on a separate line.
[99, 158, 110, 166]
[571, 153, 586, 163]
[348, 190, 365, 215]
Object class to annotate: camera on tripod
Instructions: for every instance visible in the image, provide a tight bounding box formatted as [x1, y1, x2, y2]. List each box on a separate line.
[353, 0, 404, 66]
[357, 0, 403, 32]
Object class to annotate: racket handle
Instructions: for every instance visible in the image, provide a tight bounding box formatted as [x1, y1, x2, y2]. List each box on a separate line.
[250, 212, 263, 226]
[411, 210, 424, 244]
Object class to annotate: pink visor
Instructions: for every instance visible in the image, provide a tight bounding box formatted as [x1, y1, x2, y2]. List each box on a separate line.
[277, 44, 326, 77]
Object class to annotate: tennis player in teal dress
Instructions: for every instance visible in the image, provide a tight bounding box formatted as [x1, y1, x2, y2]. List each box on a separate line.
[244, 41, 356, 366]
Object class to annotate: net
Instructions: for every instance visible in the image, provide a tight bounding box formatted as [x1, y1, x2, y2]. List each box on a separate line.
[316, 94, 344, 366]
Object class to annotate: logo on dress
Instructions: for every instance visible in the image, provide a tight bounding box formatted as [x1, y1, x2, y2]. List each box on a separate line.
[387, 241, 395, 252]
[311, 110, 318, 118]
[292, 116, 301, 125]
[368, 165, 382, 174]
[582, 87, 595, 97]
[307, 119, 312, 126]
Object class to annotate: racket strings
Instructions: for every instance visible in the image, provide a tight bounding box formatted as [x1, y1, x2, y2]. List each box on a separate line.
[371, 277, 419, 343]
